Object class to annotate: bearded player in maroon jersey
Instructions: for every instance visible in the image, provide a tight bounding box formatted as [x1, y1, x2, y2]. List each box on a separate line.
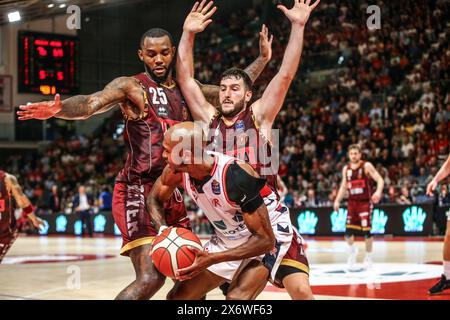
[0, 171, 45, 263]
[16, 23, 270, 298]
[176, 0, 319, 300]
[333, 144, 384, 271]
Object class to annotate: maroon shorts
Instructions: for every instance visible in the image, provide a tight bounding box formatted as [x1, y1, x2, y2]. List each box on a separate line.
[346, 200, 373, 234]
[272, 232, 309, 288]
[113, 181, 190, 256]
[0, 228, 18, 263]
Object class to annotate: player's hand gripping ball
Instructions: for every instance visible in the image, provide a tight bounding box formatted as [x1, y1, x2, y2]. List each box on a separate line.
[151, 227, 203, 279]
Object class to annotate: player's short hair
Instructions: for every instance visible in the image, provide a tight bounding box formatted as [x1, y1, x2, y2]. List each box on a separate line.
[220, 68, 253, 91]
[348, 144, 362, 153]
[140, 28, 175, 48]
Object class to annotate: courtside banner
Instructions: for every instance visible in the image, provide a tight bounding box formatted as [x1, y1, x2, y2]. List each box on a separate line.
[289, 204, 434, 236]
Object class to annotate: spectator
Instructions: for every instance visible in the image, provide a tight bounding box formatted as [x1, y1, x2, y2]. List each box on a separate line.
[73, 185, 94, 237]
[98, 186, 113, 211]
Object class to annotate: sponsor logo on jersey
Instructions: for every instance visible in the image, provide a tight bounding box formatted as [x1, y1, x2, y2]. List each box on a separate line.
[235, 120, 245, 133]
[157, 106, 168, 117]
[232, 213, 244, 223]
[212, 220, 227, 230]
[212, 179, 221, 195]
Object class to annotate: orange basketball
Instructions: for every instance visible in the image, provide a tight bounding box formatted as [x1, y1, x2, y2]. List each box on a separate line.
[151, 227, 203, 279]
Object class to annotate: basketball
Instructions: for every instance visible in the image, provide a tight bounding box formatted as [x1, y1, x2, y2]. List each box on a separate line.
[151, 227, 203, 279]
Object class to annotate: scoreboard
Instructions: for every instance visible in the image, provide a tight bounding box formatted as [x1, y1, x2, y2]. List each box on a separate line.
[18, 31, 80, 95]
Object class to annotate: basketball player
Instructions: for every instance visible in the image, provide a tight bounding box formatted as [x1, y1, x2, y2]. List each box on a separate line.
[177, 0, 319, 198]
[147, 122, 313, 300]
[427, 154, 450, 294]
[333, 144, 384, 270]
[0, 170, 45, 263]
[177, 0, 317, 298]
[16, 28, 270, 299]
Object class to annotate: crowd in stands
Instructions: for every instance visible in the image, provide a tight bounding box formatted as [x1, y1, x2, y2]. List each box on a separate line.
[1, 1, 449, 227]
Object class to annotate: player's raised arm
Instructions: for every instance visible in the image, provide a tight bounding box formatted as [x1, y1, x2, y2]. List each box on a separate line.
[146, 165, 183, 232]
[176, 162, 275, 281]
[427, 154, 450, 196]
[17, 76, 143, 121]
[253, 0, 319, 126]
[364, 162, 384, 204]
[4, 173, 45, 230]
[177, 1, 217, 123]
[333, 166, 348, 212]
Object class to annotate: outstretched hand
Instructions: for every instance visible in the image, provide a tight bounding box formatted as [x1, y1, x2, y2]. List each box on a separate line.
[17, 94, 62, 120]
[277, 0, 320, 27]
[259, 24, 273, 62]
[183, 0, 217, 34]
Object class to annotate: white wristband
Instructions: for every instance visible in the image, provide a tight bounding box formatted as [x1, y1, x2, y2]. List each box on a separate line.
[158, 225, 168, 236]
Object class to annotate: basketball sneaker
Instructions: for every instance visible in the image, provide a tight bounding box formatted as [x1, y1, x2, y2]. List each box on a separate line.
[347, 247, 359, 271]
[428, 275, 450, 295]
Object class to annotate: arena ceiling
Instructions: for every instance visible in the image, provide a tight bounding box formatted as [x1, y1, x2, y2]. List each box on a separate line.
[0, 0, 145, 25]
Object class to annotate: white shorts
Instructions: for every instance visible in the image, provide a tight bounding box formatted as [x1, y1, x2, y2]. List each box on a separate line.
[205, 204, 293, 282]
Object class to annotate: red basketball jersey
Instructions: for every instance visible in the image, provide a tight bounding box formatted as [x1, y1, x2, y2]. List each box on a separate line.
[0, 171, 14, 235]
[345, 161, 373, 201]
[207, 107, 278, 198]
[116, 73, 192, 183]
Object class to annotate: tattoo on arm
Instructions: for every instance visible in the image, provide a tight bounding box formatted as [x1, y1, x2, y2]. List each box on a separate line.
[244, 56, 268, 84]
[56, 77, 132, 120]
[6, 175, 31, 208]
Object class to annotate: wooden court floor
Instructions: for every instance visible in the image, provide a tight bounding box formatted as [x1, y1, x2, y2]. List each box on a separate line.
[0, 235, 448, 300]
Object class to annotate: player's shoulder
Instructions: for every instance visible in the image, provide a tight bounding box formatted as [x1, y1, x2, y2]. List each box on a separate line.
[161, 165, 182, 185]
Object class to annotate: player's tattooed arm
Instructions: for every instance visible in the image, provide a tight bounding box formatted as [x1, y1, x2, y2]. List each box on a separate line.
[17, 77, 143, 121]
[244, 24, 273, 84]
[146, 165, 183, 231]
[5, 174, 31, 208]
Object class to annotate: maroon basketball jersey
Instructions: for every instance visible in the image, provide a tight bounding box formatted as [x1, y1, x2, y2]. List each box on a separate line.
[0, 171, 14, 234]
[116, 73, 192, 183]
[345, 161, 373, 201]
[207, 107, 279, 198]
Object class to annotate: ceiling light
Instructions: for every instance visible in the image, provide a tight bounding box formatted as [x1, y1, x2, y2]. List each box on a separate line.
[48, 4, 55, 8]
[59, 4, 66, 8]
[8, 11, 21, 23]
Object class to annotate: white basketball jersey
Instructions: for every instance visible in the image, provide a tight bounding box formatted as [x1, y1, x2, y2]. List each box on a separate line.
[182, 151, 282, 245]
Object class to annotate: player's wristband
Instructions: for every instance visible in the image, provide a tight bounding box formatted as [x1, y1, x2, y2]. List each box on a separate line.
[158, 225, 168, 236]
[22, 205, 34, 218]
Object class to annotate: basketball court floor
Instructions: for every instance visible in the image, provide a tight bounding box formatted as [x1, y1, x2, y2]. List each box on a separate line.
[0, 235, 448, 300]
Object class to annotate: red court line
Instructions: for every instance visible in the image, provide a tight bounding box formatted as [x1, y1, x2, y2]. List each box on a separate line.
[264, 279, 450, 300]
[302, 236, 444, 242]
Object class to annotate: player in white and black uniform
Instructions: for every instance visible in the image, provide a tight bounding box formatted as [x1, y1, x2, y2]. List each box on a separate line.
[147, 122, 313, 300]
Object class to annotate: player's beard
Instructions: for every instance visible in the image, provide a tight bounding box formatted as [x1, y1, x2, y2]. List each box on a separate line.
[219, 96, 246, 119]
[144, 59, 175, 84]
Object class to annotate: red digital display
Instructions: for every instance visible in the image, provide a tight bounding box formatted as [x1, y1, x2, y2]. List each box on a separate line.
[18, 31, 79, 95]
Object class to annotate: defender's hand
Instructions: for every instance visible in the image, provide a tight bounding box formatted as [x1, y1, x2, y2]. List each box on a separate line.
[17, 94, 62, 120]
[371, 192, 382, 204]
[277, 0, 320, 27]
[426, 179, 438, 196]
[176, 247, 211, 281]
[259, 24, 273, 62]
[333, 201, 340, 212]
[183, 0, 217, 34]
[28, 215, 45, 230]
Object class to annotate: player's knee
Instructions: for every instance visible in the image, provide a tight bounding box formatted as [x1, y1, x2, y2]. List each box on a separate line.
[287, 280, 313, 300]
[137, 271, 165, 289]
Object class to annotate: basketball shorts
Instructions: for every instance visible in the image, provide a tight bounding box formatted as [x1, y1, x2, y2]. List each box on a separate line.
[113, 180, 189, 256]
[205, 202, 309, 285]
[346, 200, 373, 236]
[0, 228, 18, 263]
